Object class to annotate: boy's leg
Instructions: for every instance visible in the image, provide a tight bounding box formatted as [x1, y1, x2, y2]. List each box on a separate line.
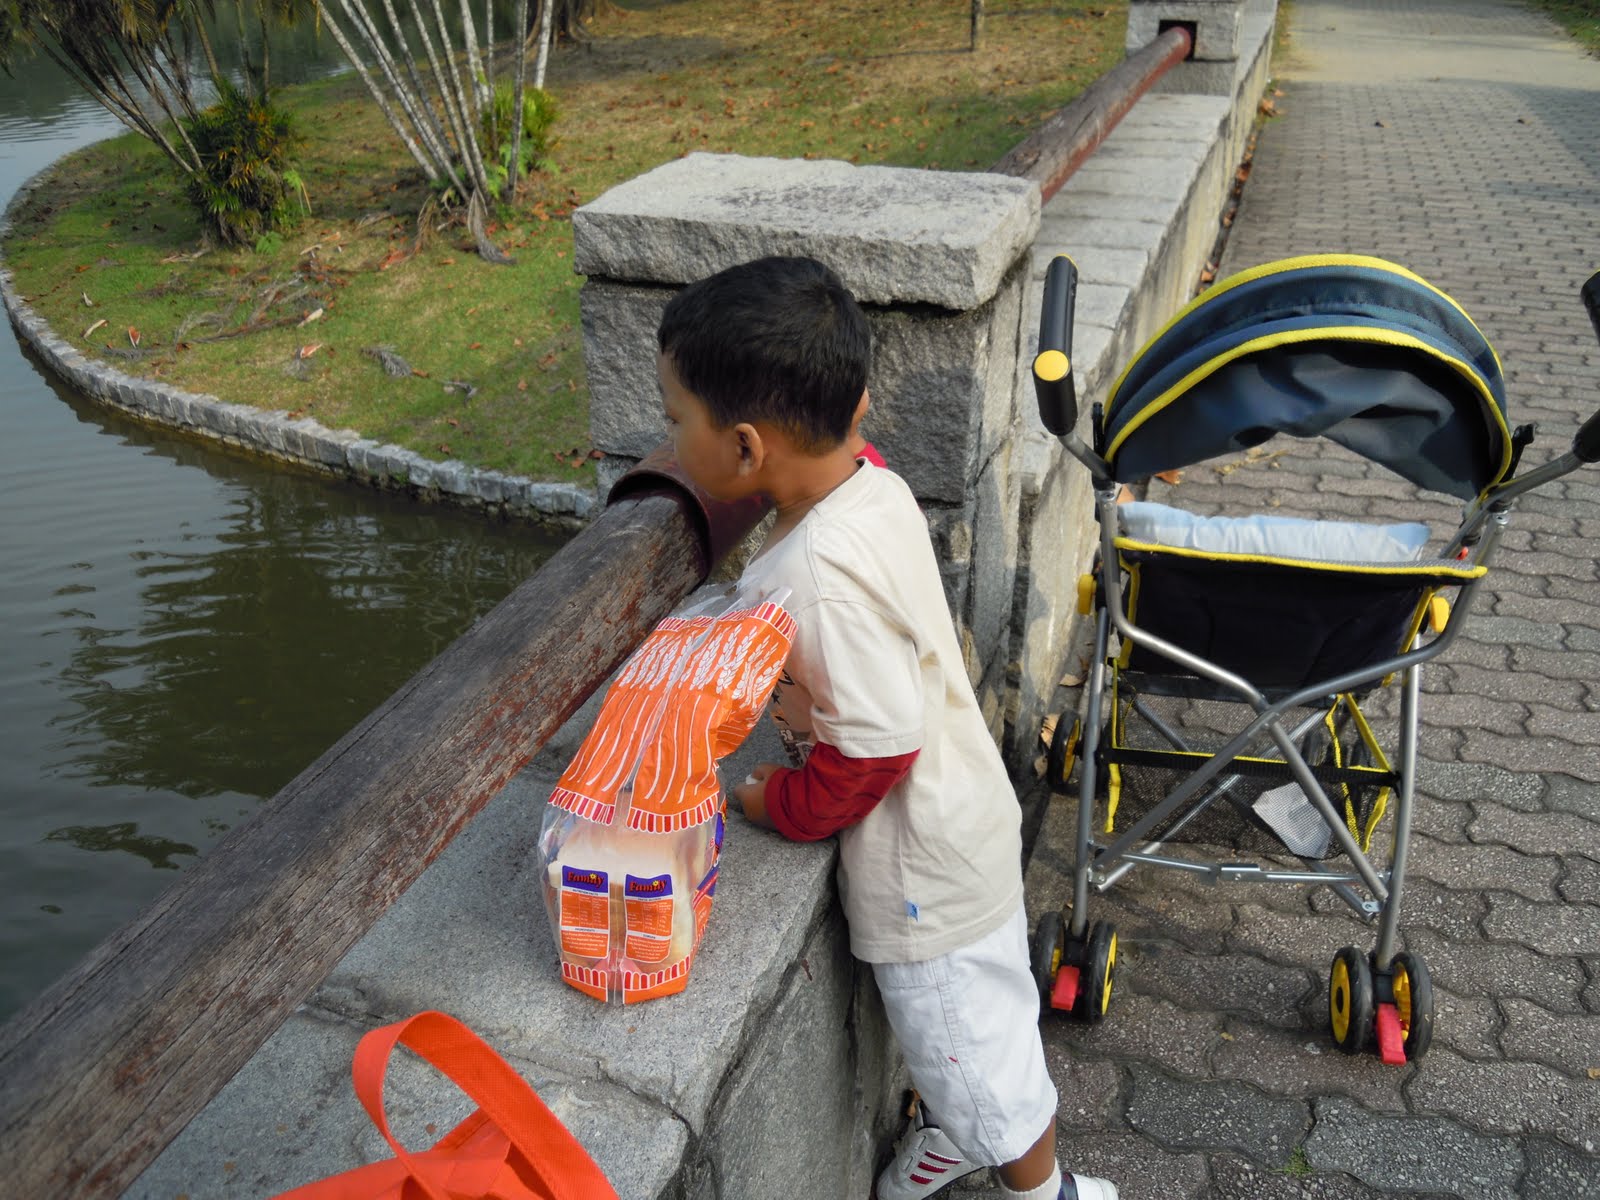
[995, 1117, 1058, 1191]
[870, 905, 1118, 1200]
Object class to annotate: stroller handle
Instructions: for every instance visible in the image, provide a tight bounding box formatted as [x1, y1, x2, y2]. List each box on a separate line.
[1034, 255, 1080, 436]
[1577, 269, 1600, 463]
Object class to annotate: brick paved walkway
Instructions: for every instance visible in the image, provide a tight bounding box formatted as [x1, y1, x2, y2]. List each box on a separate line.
[992, 3, 1600, 1197]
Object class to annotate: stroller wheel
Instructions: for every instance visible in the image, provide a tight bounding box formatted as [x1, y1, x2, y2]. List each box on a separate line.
[1031, 910, 1064, 1006]
[1047, 717, 1080, 794]
[1080, 921, 1118, 1023]
[1329, 946, 1374, 1054]
[1391, 951, 1435, 1062]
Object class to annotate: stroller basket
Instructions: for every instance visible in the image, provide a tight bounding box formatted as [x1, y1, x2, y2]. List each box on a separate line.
[1028, 253, 1600, 1067]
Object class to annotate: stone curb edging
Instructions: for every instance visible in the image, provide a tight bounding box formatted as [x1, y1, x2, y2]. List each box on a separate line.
[0, 163, 596, 527]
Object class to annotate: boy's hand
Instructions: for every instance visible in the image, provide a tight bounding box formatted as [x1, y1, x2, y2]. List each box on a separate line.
[734, 762, 784, 828]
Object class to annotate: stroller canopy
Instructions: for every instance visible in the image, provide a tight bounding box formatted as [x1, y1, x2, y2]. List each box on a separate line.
[1100, 255, 1511, 500]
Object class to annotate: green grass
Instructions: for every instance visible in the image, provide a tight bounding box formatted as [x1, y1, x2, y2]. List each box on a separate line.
[1284, 1146, 1312, 1177]
[4, 0, 1127, 483]
[1525, 0, 1600, 54]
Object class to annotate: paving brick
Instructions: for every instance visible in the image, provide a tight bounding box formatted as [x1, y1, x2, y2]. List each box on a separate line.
[1390, 877, 1490, 940]
[1542, 775, 1600, 821]
[1428, 985, 1507, 1061]
[1458, 728, 1600, 782]
[1416, 761, 1541, 811]
[1039, 1052, 1123, 1132]
[1494, 591, 1600, 627]
[1048, 990, 1221, 1078]
[1406, 1048, 1600, 1148]
[1301, 1095, 1524, 1199]
[1126, 940, 1314, 1030]
[1206, 1156, 1391, 1199]
[1559, 855, 1600, 906]
[1526, 704, 1600, 747]
[1465, 614, 1568, 651]
[1481, 892, 1600, 957]
[1468, 805, 1600, 858]
[1415, 691, 1528, 738]
[1408, 834, 1562, 901]
[1522, 1137, 1600, 1199]
[1125, 1066, 1310, 1166]
[1497, 998, 1600, 1077]
[1208, 1019, 1408, 1113]
[1012, 0, 1600, 1187]
[1227, 905, 1378, 974]
[1053, 1132, 1212, 1200]
[1403, 929, 1588, 1014]
[1440, 663, 1587, 712]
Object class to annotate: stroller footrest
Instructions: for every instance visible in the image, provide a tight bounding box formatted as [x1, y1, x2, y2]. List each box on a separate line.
[1376, 1002, 1407, 1065]
[1050, 965, 1082, 1011]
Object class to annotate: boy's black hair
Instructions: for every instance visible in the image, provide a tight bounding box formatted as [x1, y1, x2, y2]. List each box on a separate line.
[657, 256, 870, 453]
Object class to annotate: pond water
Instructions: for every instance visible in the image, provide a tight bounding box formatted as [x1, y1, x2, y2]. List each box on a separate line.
[0, 24, 568, 1021]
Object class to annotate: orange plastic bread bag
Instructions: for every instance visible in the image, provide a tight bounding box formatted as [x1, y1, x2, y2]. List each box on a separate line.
[538, 589, 794, 1004]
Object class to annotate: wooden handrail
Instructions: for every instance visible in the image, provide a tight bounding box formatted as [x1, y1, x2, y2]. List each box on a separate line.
[0, 457, 767, 1198]
[992, 25, 1194, 203]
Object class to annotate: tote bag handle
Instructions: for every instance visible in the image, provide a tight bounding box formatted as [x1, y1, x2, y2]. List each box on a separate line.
[279, 1010, 617, 1200]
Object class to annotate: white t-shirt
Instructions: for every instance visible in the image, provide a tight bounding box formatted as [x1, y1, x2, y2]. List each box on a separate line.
[738, 463, 1023, 963]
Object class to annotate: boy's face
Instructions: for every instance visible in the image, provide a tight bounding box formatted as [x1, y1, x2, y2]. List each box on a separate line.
[658, 351, 753, 502]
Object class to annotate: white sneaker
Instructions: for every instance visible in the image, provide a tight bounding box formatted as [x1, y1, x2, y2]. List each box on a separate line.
[872, 1111, 982, 1199]
[1062, 1173, 1120, 1200]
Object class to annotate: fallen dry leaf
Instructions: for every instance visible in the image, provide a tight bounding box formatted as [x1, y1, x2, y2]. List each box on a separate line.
[1040, 712, 1059, 748]
[83, 318, 107, 340]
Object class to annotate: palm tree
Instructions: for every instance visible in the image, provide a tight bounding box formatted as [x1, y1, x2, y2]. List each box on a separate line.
[314, 0, 560, 263]
[0, 0, 316, 243]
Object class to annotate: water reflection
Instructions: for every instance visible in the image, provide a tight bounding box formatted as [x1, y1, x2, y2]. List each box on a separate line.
[44, 823, 198, 871]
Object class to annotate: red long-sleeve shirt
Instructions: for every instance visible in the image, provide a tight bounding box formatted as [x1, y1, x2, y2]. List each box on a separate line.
[763, 743, 919, 842]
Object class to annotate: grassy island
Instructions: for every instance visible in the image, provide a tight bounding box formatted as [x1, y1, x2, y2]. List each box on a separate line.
[3, 0, 1125, 484]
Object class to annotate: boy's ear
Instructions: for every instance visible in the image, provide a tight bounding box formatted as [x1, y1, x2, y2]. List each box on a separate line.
[853, 389, 871, 427]
[733, 422, 766, 475]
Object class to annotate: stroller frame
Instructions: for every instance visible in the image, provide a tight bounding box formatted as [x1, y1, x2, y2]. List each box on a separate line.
[1030, 253, 1600, 1064]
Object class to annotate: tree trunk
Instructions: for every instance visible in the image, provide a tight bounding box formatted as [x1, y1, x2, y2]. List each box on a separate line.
[320, 1, 443, 183]
[508, 0, 531, 191]
[191, 18, 225, 92]
[456, 0, 488, 118]
[424, 0, 494, 199]
[533, 0, 554, 90]
[379, 0, 462, 178]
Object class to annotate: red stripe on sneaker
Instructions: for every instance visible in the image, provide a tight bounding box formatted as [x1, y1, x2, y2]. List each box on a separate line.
[915, 1160, 948, 1175]
[909, 1173, 933, 1185]
[925, 1152, 961, 1165]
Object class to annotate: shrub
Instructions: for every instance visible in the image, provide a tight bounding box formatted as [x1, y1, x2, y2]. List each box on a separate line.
[181, 83, 307, 248]
[478, 81, 560, 197]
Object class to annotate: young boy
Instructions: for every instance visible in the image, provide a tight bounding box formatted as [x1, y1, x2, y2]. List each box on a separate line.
[656, 255, 1117, 1200]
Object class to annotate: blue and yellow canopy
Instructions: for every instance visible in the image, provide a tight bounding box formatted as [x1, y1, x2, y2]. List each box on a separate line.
[1101, 255, 1511, 501]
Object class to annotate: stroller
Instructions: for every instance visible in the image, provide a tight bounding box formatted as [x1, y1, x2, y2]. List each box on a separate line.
[1029, 253, 1600, 1066]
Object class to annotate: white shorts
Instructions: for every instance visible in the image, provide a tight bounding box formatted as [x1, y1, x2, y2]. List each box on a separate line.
[871, 904, 1057, 1166]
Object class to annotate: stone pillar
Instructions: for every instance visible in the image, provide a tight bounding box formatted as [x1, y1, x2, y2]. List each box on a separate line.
[574, 152, 1040, 744]
[1127, 0, 1247, 95]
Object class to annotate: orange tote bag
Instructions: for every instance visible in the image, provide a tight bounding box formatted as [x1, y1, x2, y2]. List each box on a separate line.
[272, 1011, 618, 1200]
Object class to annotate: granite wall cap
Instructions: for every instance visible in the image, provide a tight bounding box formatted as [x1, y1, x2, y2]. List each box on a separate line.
[573, 152, 1041, 311]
